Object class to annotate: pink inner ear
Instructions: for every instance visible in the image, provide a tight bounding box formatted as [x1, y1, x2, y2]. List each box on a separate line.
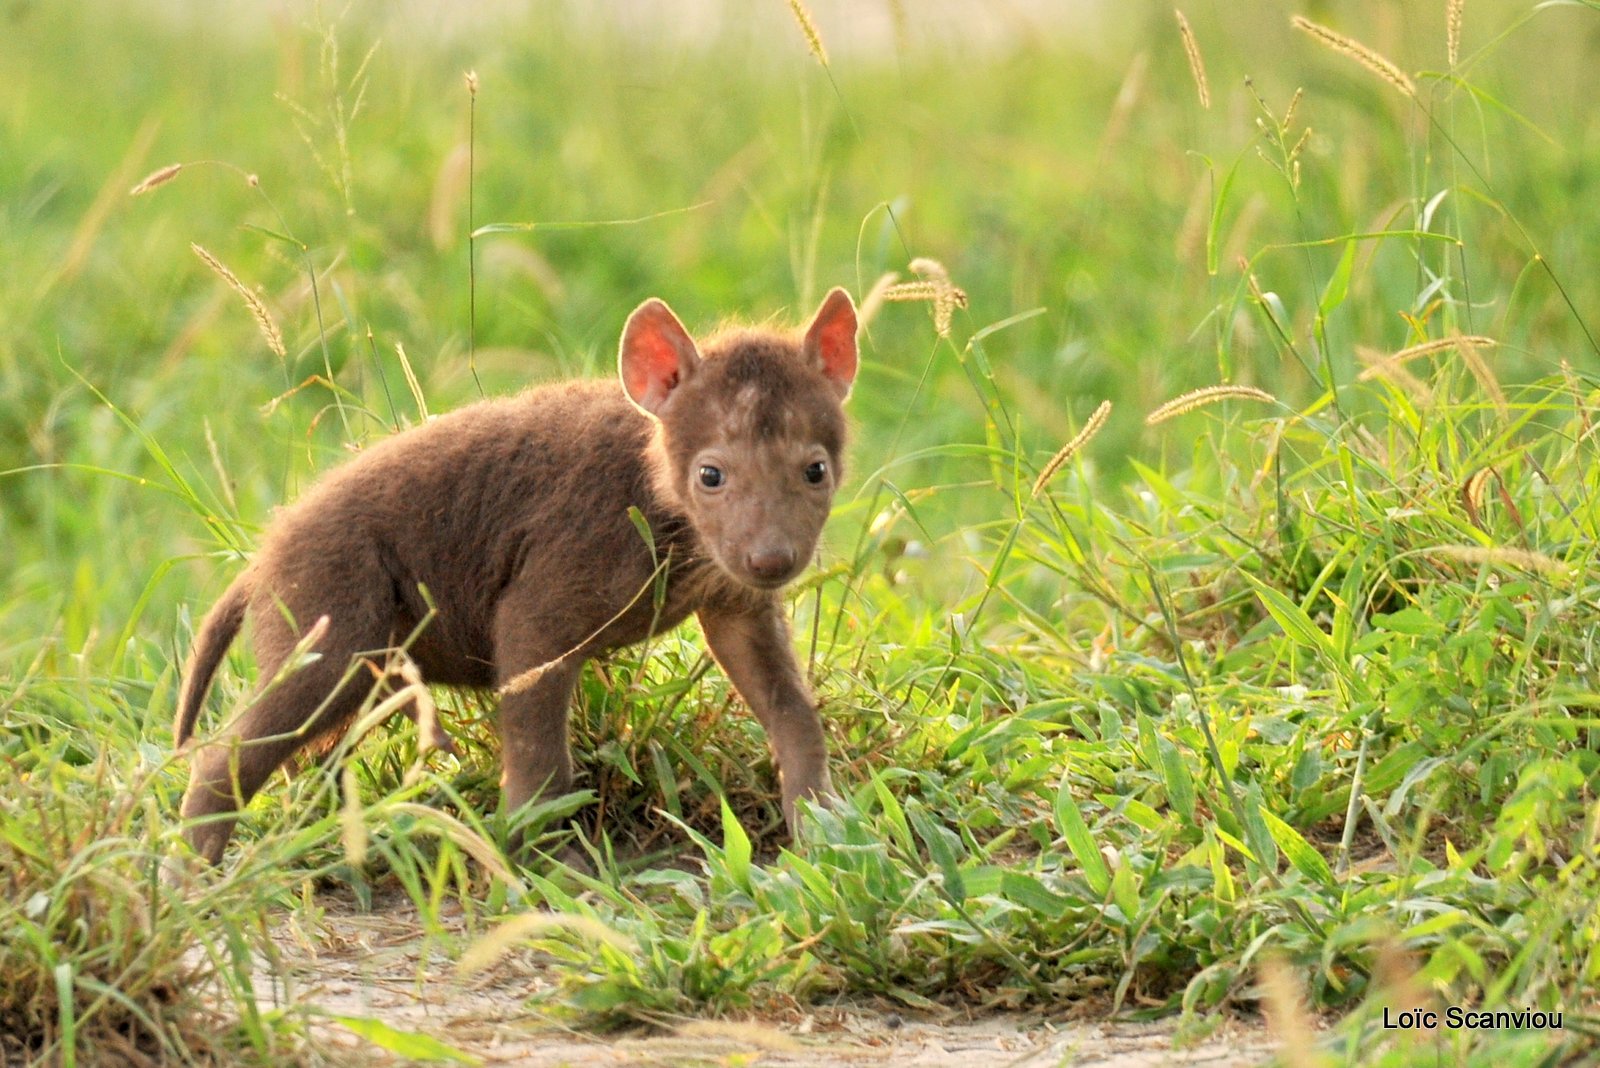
[623, 331, 681, 397]
[806, 289, 859, 394]
[620, 301, 696, 413]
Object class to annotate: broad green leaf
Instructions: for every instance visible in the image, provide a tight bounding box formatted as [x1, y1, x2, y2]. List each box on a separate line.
[720, 797, 753, 895]
[1383, 756, 1449, 818]
[1318, 239, 1357, 317]
[1000, 871, 1074, 919]
[907, 799, 967, 904]
[1054, 775, 1111, 897]
[1243, 573, 1335, 660]
[871, 774, 917, 857]
[1213, 826, 1257, 863]
[1240, 787, 1280, 874]
[1259, 808, 1335, 888]
[1208, 834, 1236, 903]
[1120, 798, 1167, 832]
[329, 1015, 482, 1065]
[1157, 735, 1197, 824]
[1206, 151, 1245, 275]
[1373, 607, 1442, 636]
[1403, 909, 1472, 940]
[1109, 863, 1141, 925]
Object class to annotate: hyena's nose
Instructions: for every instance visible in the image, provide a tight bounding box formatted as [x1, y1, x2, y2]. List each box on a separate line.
[747, 545, 797, 582]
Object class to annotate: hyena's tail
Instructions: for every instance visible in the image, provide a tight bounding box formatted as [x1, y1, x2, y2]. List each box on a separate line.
[174, 569, 254, 747]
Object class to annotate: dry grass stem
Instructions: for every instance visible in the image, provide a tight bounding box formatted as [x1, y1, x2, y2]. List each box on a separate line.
[1356, 345, 1434, 405]
[1448, 0, 1464, 66]
[395, 656, 449, 757]
[887, 0, 909, 52]
[428, 142, 471, 251]
[1428, 544, 1569, 576]
[1260, 957, 1324, 1068]
[677, 1020, 804, 1052]
[394, 341, 430, 421]
[1102, 51, 1150, 152]
[1355, 335, 1497, 381]
[49, 118, 159, 295]
[387, 802, 522, 888]
[1032, 400, 1111, 497]
[785, 0, 829, 66]
[129, 163, 183, 196]
[1291, 16, 1417, 97]
[1456, 335, 1508, 416]
[1147, 385, 1277, 425]
[458, 912, 635, 976]
[1461, 467, 1495, 529]
[1375, 940, 1431, 1021]
[1174, 10, 1211, 109]
[858, 270, 901, 327]
[499, 655, 566, 697]
[190, 243, 287, 361]
[342, 671, 438, 759]
[339, 766, 367, 866]
[464, 69, 478, 96]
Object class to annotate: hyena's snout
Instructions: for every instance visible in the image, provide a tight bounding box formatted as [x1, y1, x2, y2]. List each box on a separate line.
[745, 543, 799, 583]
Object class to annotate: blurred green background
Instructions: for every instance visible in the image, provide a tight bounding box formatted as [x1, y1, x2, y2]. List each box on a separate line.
[2, 0, 1597, 662]
[8, 6, 1600, 1057]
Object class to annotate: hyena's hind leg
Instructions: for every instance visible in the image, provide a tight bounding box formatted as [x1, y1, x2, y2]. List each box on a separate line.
[179, 601, 394, 865]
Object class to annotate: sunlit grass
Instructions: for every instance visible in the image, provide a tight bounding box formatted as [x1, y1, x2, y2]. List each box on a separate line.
[4, 0, 1600, 1063]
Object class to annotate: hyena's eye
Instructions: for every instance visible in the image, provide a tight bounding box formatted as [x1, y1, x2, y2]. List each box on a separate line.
[698, 465, 725, 489]
[804, 460, 827, 485]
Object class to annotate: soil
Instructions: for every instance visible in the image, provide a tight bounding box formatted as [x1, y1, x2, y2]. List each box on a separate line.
[263, 886, 1278, 1067]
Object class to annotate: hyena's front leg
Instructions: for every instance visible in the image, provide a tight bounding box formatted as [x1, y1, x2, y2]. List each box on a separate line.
[697, 599, 834, 833]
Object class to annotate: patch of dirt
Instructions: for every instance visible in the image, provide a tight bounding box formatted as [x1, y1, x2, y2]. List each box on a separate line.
[262, 887, 1276, 1066]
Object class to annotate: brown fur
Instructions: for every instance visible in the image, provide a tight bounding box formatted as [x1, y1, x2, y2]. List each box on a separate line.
[175, 289, 858, 865]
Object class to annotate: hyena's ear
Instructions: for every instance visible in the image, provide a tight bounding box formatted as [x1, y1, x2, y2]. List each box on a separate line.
[619, 298, 702, 417]
[803, 287, 858, 400]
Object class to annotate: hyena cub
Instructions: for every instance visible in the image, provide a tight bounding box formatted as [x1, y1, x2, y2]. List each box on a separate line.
[175, 289, 859, 864]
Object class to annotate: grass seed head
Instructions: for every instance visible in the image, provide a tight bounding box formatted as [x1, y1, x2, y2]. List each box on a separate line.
[1428, 544, 1569, 577]
[898, 258, 968, 338]
[1032, 400, 1111, 497]
[1291, 15, 1416, 98]
[1282, 86, 1304, 130]
[1355, 335, 1497, 382]
[190, 243, 287, 362]
[1146, 385, 1277, 425]
[129, 162, 183, 196]
[1174, 10, 1211, 110]
[785, 0, 829, 66]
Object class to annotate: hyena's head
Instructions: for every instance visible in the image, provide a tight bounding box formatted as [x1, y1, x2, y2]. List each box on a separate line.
[618, 288, 858, 590]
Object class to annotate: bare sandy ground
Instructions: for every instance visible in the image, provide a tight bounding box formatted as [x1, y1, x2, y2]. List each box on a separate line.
[263, 888, 1276, 1067]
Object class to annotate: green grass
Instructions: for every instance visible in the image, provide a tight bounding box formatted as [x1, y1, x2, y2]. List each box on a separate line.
[5, 0, 1600, 1063]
